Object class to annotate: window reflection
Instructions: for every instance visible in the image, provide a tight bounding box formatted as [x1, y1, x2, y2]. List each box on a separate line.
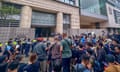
[59, 0, 75, 5]
[32, 11, 56, 26]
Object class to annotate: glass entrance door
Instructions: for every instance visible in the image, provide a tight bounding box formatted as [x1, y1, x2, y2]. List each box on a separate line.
[35, 28, 52, 38]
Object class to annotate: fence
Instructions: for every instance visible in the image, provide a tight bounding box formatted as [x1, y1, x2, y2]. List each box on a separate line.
[0, 27, 35, 43]
[66, 29, 107, 36]
[0, 27, 107, 42]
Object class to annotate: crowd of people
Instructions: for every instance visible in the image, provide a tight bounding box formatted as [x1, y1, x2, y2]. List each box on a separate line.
[0, 32, 120, 72]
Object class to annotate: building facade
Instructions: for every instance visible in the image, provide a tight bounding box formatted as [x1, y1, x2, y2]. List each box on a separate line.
[105, 0, 120, 33]
[2, 0, 80, 37]
[80, 0, 120, 33]
[80, 0, 108, 29]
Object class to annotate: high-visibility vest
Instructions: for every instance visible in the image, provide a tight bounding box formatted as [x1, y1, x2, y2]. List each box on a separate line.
[13, 41, 17, 45]
[5, 42, 8, 45]
[32, 40, 37, 42]
[21, 41, 25, 44]
[0, 43, 2, 47]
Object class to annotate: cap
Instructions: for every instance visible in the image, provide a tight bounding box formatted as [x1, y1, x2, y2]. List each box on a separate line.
[37, 37, 44, 42]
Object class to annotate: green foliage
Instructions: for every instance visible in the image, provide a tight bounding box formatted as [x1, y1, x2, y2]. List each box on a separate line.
[0, 4, 20, 18]
[0, 4, 20, 25]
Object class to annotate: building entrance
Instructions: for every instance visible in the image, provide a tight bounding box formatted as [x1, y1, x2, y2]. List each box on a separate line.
[35, 27, 54, 38]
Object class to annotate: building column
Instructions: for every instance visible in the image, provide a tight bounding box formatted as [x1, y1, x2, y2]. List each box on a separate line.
[56, 12, 63, 34]
[20, 6, 32, 28]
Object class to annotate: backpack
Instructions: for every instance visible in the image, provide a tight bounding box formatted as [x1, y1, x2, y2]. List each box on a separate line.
[93, 60, 101, 72]
[24, 64, 35, 72]
[49, 42, 61, 59]
[18, 63, 27, 72]
[75, 64, 89, 72]
[64, 39, 72, 48]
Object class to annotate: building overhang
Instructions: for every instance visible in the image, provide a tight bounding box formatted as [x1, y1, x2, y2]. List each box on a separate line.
[80, 10, 108, 24]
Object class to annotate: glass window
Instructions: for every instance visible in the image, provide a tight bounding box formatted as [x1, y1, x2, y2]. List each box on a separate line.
[0, 2, 21, 27]
[60, 0, 65, 2]
[99, 0, 107, 16]
[95, 22, 100, 29]
[80, 0, 107, 15]
[108, 0, 118, 4]
[59, 0, 75, 5]
[63, 14, 70, 24]
[63, 14, 70, 31]
[108, 0, 120, 8]
[114, 10, 120, 24]
[32, 11, 56, 26]
[65, 0, 70, 4]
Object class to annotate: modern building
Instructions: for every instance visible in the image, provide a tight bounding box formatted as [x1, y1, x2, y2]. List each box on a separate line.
[106, 0, 120, 33]
[80, 0, 107, 29]
[1, 0, 80, 37]
[80, 0, 120, 33]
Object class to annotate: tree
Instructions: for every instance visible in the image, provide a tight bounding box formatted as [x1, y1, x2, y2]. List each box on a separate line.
[0, 2, 20, 26]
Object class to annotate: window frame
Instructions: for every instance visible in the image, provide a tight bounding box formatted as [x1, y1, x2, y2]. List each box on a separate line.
[58, 0, 76, 6]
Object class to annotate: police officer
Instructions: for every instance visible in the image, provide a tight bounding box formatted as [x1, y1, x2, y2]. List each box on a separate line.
[3, 41, 13, 59]
[25, 38, 31, 57]
[12, 41, 17, 46]
[0, 42, 3, 53]
[21, 38, 27, 54]
[31, 39, 37, 53]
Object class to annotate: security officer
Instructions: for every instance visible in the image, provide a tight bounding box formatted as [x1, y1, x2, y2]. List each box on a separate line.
[21, 38, 27, 54]
[3, 41, 13, 59]
[31, 39, 37, 53]
[0, 42, 3, 53]
[12, 41, 17, 46]
[25, 38, 31, 57]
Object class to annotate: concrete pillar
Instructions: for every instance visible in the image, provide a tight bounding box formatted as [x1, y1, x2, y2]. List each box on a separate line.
[20, 6, 32, 28]
[56, 12, 63, 34]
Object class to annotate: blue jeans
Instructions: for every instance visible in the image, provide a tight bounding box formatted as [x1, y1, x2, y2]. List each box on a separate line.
[62, 57, 71, 72]
[49, 59, 61, 72]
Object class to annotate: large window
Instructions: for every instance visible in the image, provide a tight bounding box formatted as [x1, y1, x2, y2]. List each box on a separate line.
[80, 0, 107, 15]
[114, 10, 120, 24]
[108, 0, 120, 8]
[0, 2, 21, 27]
[63, 14, 70, 31]
[108, 0, 119, 4]
[99, 0, 107, 16]
[59, 0, 75, 5]
[80, 0, 101, 14]
[63, 14, 70, 24]
[32, 11, 56, 26]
